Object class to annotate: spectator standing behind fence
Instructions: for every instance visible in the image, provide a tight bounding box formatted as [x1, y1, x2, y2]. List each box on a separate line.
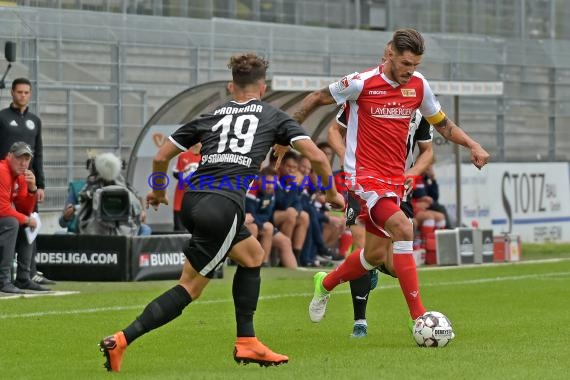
[0, 78, 54, 286]
[0, 142, 48, 293]
[172, 143, 201, 231]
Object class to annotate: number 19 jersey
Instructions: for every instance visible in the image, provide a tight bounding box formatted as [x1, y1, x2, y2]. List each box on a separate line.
[169, 98, 309, 209]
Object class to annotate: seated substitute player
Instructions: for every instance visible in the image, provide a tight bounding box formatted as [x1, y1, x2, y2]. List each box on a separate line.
[172, 142, 201, 231]
[273, 151, 311, 264]
[245, 166, 297, 269]
[98, 52, 344, 372]
[329, 106, 435, 337]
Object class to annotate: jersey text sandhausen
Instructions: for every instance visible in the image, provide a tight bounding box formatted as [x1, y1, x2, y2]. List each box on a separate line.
[201, 153, 253, 167]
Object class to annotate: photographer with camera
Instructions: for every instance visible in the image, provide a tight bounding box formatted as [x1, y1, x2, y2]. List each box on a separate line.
[75, 152, 151, 237]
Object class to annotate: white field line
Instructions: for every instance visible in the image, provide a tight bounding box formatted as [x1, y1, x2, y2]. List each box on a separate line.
[419, 257, 570, 271]
[0, 270, 569, 320]
[299, 257, 570, 273]
[0, 290, 79, 300]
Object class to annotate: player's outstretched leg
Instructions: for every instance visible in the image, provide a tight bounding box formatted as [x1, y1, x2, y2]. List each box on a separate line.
[99, 284, 193, 372]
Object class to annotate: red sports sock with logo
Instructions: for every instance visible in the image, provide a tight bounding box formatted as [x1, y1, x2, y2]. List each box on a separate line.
[392, 241, 426, 320]
[323, 248, 369, 291]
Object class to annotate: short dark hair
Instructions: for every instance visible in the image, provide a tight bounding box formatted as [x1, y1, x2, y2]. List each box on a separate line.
[282, 151, 299, 164]
[391, 29, 424, 56]
[228, 53, 269, 87]
[12, 77, 32, 91]
[260, 166, 278, 176]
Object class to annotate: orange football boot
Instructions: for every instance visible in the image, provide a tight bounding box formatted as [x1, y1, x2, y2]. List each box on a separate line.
[233, 337, 289, 367]
[99, 331, 127, 372]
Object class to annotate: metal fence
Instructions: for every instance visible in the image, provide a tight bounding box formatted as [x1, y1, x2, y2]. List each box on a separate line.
[0, 5, 569, 211]
[16, 0, 570, 40]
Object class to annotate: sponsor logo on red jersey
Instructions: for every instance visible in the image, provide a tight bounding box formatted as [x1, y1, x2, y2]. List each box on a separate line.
[370, 102, 414, 119]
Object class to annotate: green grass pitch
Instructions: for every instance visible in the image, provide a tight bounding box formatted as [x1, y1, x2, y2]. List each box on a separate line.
[2, 254, 569, 379]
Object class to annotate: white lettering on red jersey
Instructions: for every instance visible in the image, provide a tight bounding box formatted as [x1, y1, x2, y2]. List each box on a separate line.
[329, 66, 441, 181]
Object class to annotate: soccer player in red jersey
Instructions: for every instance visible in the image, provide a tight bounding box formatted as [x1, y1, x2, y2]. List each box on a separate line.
[172, 143, 201, 231]
[293, 28, 490, 327]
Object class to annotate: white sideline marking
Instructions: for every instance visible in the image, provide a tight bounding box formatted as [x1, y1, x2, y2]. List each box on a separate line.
[299, 257, 570, 273]
[0, 270, 569, 320]
[0, 290, 79, 300]
[419, 257, 570, 271]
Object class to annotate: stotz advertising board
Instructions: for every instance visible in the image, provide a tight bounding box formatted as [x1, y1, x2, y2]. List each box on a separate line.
[437, 162, 570, 243]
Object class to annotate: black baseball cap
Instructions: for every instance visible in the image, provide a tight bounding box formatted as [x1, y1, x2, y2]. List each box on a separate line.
[9, 141, 33, 157]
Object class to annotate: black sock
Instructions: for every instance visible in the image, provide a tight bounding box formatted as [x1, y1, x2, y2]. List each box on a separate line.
[350, 272, 372, 321]
[378, 264, 397, 278]
[122, 285, 192, 344]
[293, 249, 301, 263]
[233, 265, 261, 337]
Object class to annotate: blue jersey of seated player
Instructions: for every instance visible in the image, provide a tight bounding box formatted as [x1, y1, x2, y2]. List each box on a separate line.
[274, 179, 303, 212]
[246, 189, 276, 228]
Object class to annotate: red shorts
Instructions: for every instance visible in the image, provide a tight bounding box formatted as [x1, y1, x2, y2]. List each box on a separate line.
[354, 176, 406, 238]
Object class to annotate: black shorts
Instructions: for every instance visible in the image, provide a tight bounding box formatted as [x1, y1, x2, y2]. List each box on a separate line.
[400, 201, 414, 219]
[346, 192, 414, 226]
[180, 192, 250, 278]
[345, 191, 361, 226]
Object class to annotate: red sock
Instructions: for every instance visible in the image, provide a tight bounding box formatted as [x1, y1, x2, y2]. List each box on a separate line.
[323, 248, 368, 291]
[435, 220, 446, 229]
[337, 230, 353, 256]
[392, 241, 426, 320]
[420, 219, 435, 238]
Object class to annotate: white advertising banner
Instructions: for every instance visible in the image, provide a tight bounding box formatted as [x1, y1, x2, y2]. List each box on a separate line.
[437, 162, 570, 243]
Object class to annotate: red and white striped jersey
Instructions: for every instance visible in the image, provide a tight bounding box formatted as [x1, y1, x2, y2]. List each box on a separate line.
[329, 66, 444, 183]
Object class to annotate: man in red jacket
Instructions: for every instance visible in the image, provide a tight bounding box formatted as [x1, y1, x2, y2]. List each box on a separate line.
[0, 141, 46, 293]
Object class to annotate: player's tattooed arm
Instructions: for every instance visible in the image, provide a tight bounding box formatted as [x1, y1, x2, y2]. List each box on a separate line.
[293, 88, 335, 124]
[434, 117, 477, 149]
[433, 116, 490, 169]
[433, 116, 453, 139]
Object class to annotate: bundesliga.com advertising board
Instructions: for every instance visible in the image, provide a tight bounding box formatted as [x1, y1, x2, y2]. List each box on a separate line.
[437, 162, 570, 243]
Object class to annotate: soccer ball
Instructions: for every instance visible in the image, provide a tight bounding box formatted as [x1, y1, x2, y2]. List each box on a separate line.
[412, 311, 455, 348]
